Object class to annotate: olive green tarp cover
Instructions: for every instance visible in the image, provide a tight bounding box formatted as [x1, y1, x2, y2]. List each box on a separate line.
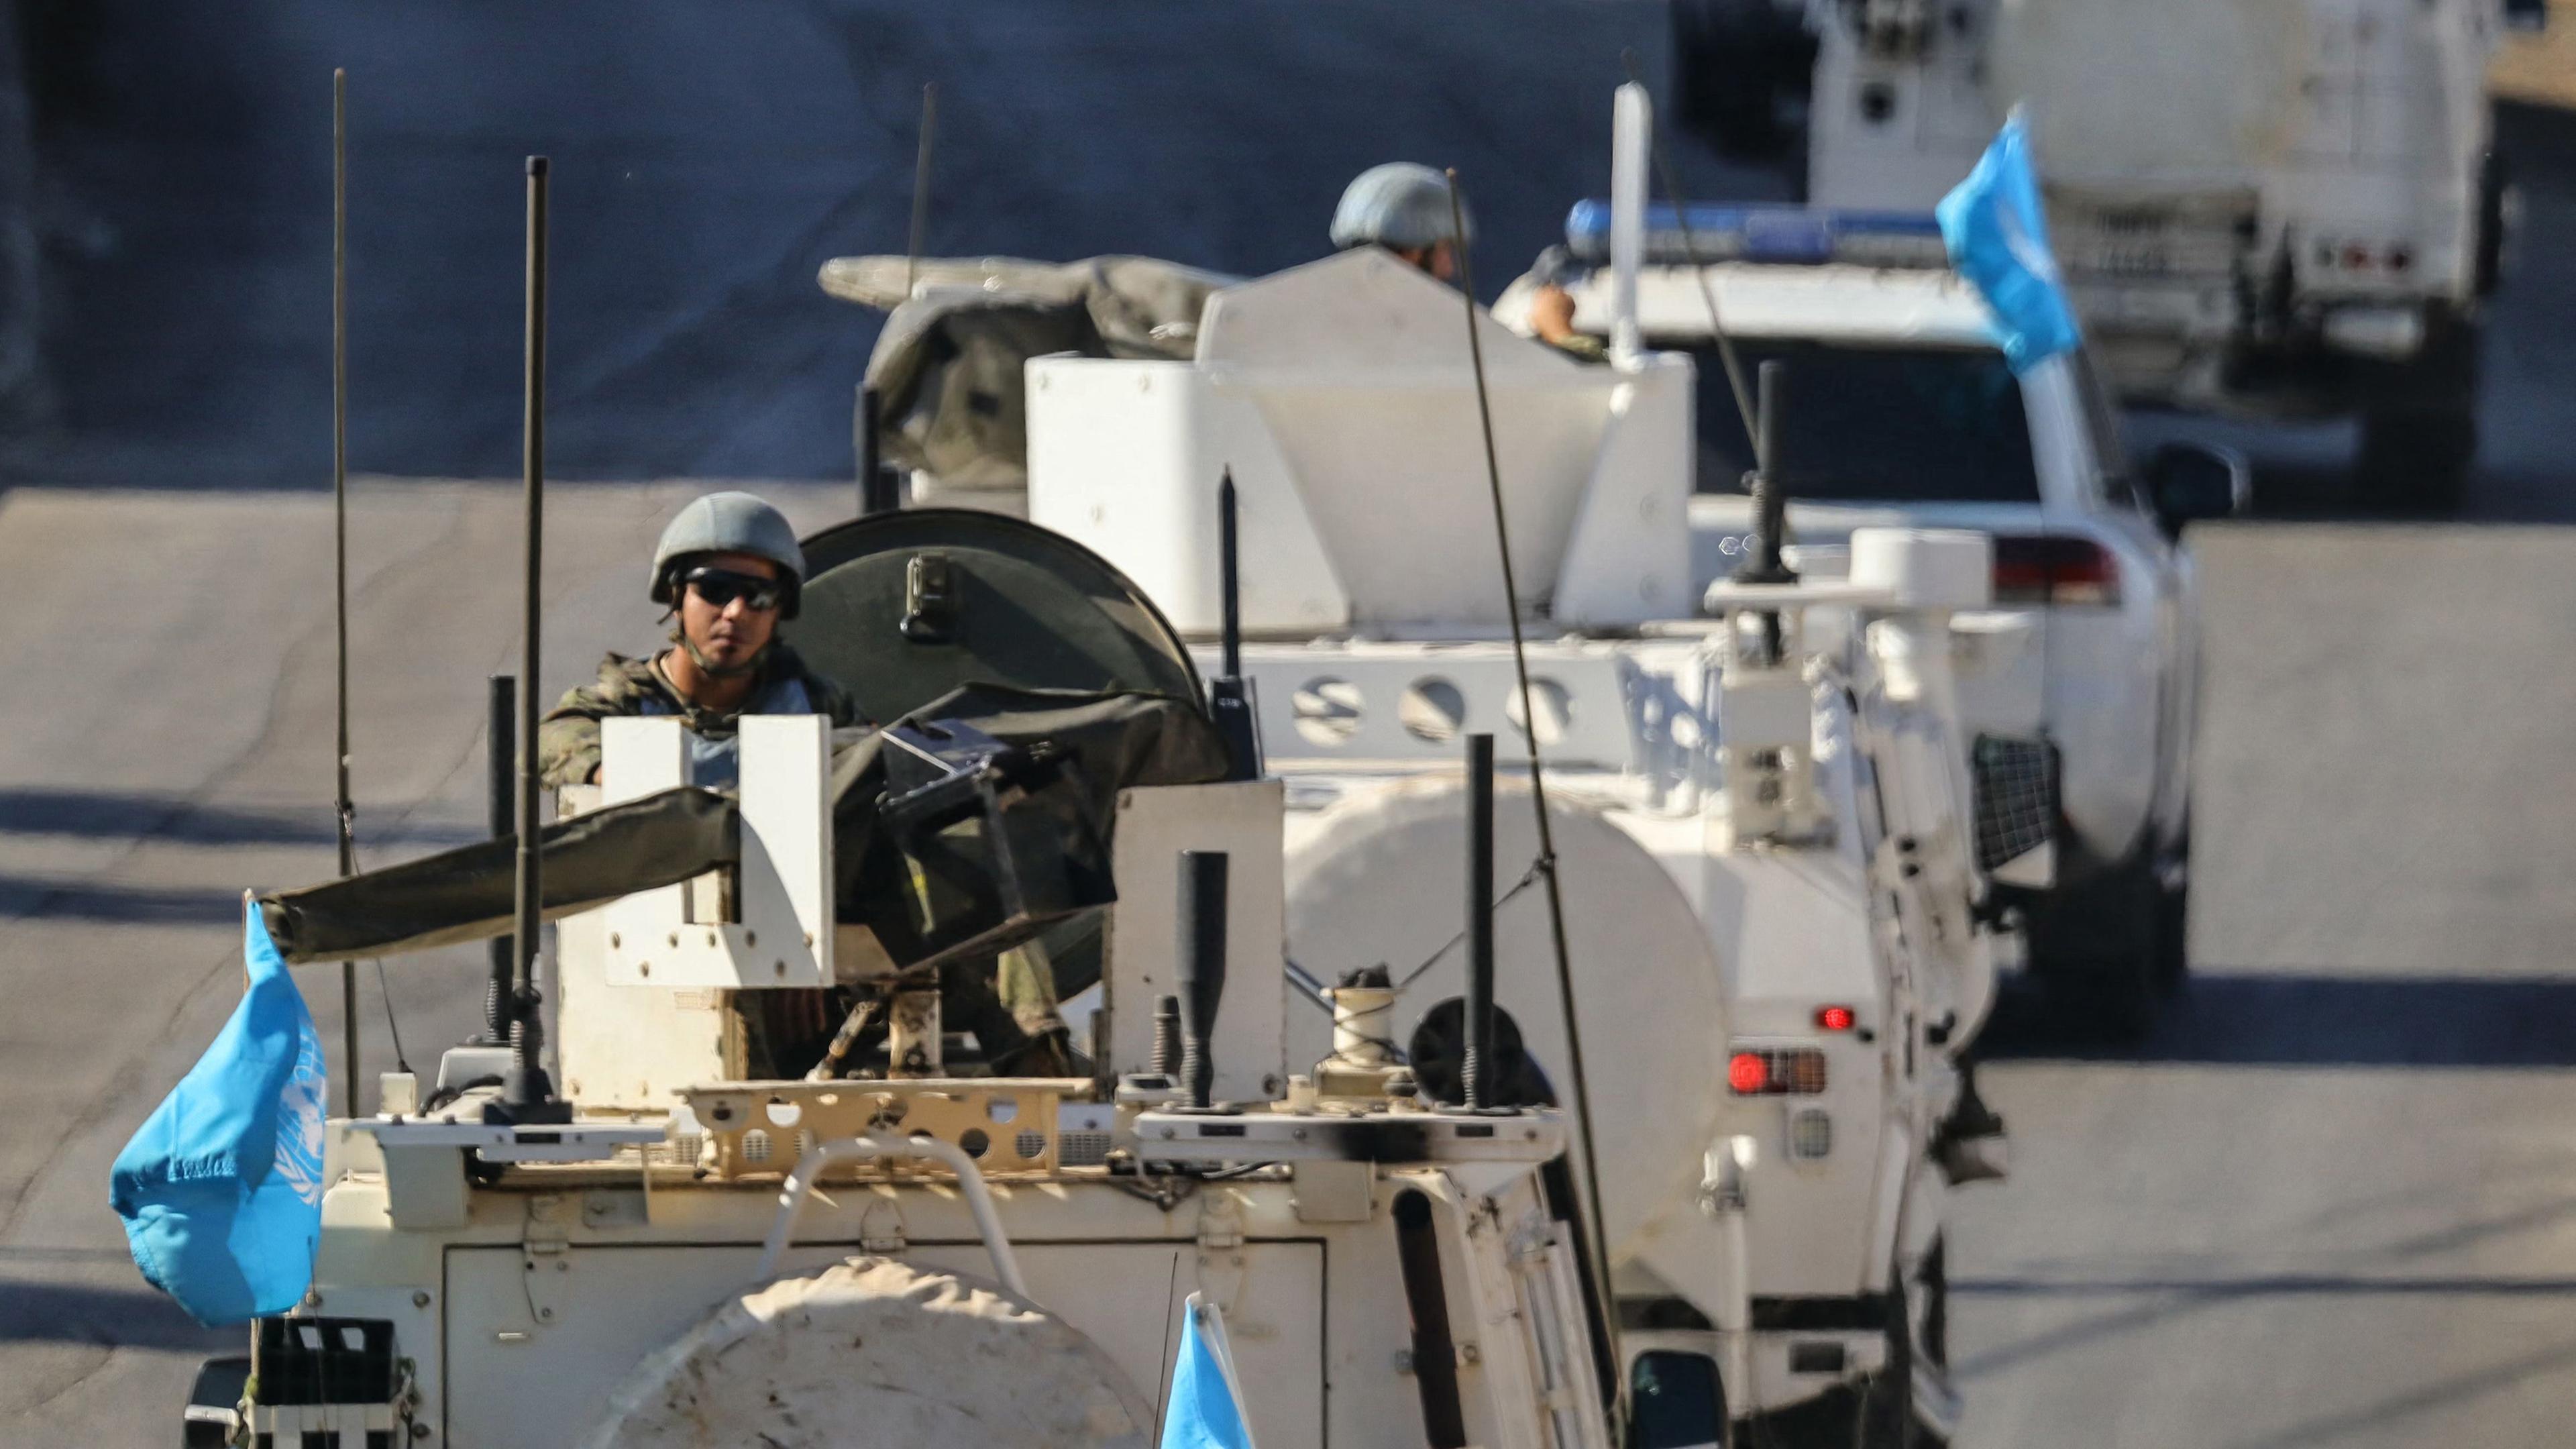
[851, 254, 1234, 490]
[258, 685, 1226, 965]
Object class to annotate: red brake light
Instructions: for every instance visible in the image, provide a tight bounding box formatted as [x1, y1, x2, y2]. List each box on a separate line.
[1728, 1047, 1829, 1095]
[1728, 1053, 1770, 1094]
[1816, 1005, 1856, 1032]
[1992, 536, 2121, 607]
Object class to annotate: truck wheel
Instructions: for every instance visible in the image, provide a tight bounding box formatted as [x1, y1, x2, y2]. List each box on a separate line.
[2027, 857, 2167, 1042]
[1908, 1237, 1953, 1447]
[2155, 874, 2190, 988]
[2355, 317, 2481, 515]
[2355, 404, 2475, 515]
[1858, 1267, 1917, 1448]
[1670, 0, 1817, 162]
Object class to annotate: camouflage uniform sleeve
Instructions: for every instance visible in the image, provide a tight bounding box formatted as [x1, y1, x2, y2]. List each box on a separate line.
[1548, 332, 1611, 364]
[537, 665, 641, 788]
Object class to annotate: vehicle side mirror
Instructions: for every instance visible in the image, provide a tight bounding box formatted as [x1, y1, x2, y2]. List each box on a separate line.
[2146, 441, 2250, 537]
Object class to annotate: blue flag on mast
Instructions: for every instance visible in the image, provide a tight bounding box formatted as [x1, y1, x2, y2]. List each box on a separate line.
[1160, 1293, 1256, 1449]
[110, 898, 328, 1325]
[1936, 110, 2084, 374]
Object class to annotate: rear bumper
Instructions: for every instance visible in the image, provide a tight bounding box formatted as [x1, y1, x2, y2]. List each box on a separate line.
[2078, 289, 2477, 416]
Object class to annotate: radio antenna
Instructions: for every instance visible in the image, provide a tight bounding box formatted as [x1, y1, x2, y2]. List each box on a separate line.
[1444, 168, 1627, 1440]
[329, 68, 364, 1117]
[496, 156, 566, 1123]
[1617, 50, 1758, 446]
[904, 82, 938, 298]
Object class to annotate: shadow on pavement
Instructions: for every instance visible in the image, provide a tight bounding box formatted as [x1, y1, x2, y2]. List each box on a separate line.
[0, 1281, 233, 1351]
[1960, 1273, 2576, 1299]
[0, 876, 258, 925]
[1982, 971, 2576, 1068]
[0, 788, 337, 845]
[0, 787, 482, 850]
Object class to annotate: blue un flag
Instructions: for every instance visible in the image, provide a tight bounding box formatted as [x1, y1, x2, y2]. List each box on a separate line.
[1936, 110, 2084, 374]
[1161, 1293, 1256, 1449]
[110, 897, 328, 1325]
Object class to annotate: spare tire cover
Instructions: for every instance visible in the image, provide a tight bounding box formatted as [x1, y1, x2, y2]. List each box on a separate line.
[1283, 775, 1729, 1268]
[788, 508, 1204, 725]
[580, 1257, 1152, 1449]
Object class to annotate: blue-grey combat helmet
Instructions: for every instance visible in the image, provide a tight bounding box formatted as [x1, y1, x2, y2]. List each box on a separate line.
[649, 491, 808, 618]
[1329, 162, 1475, 252]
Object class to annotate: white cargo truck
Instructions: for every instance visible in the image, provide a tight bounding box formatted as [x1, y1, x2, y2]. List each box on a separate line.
[1672, 0, 2550, 507]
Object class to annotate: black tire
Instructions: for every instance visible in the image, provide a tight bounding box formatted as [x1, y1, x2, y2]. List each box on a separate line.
[2025, 853, 2168, 1043]
[1858, 1265, 1915, 1449]
[2354, 404, 2475, 515]
[2353, 316, 2480, 516]
[2154, 873, 2190, 989]
[1670, 0, 1817, 162]
[2475, 147, 2510, 300]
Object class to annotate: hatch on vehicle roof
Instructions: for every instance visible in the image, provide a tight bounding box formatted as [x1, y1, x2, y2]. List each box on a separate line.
[786, 508, 1205, 723]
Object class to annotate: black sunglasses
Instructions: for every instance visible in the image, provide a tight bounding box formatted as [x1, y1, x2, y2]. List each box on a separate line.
[683, 567, 785, 612]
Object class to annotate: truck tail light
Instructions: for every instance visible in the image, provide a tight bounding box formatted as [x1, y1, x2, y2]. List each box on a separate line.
[1729, 1047, 1828, 1095]
[1815, 1005, 1856, 1032]
[1992, 536, 2121, 607]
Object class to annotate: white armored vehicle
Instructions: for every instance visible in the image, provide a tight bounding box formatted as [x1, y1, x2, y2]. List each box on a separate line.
[1674, 0, 2548, 507]
[1021, 233, 2015, 1441]
[182, 509, 1621, 1449]
[1501, 200, 2245, 1033]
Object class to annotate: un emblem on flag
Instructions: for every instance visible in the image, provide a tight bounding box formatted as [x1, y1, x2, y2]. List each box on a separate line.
[274, 1032, 329, 1207]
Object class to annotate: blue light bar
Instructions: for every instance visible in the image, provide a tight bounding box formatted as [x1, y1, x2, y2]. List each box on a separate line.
[1564, 201, 1948, 269]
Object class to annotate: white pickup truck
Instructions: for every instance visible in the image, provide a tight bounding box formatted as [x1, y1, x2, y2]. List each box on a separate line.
[1503, 205, 2248, 1034]
[1670, 0, 2548, 510]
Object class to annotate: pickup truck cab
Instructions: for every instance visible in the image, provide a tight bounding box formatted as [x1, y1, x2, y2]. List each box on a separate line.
[1501, 205, 2249, 1031]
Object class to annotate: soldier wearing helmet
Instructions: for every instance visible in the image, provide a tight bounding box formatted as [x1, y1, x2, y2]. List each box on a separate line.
[537, 491, 865, 790]
[1330, 162, 1600, 358]
[1330, 161, 1472, 282]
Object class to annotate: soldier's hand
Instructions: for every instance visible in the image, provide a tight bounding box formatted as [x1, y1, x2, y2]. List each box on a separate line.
[1529, 284, 1579, 344]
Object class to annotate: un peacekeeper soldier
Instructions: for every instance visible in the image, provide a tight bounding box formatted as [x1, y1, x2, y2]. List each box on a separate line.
[1329, 162, 1605, 360]
[538, 490, 1076, 1075]
[537, 491, 862, 791]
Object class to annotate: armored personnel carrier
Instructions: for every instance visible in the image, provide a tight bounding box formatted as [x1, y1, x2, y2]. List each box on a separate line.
[178, 509, 1618, 1448]
[803, 89, 2023, 1442]
[1014, 223, 2016, 1444]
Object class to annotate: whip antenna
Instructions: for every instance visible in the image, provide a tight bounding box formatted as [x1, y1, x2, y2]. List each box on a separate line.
[329, 68, 365, 1116]
[1443, 168, 1627, 1438]
[904, 82, 938, 297]
[1617, 50, 1759, 446]
[496, 156, 566, 1122]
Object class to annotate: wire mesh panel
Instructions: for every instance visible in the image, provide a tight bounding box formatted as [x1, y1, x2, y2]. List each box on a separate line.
[1970, 734, 2059, 872]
